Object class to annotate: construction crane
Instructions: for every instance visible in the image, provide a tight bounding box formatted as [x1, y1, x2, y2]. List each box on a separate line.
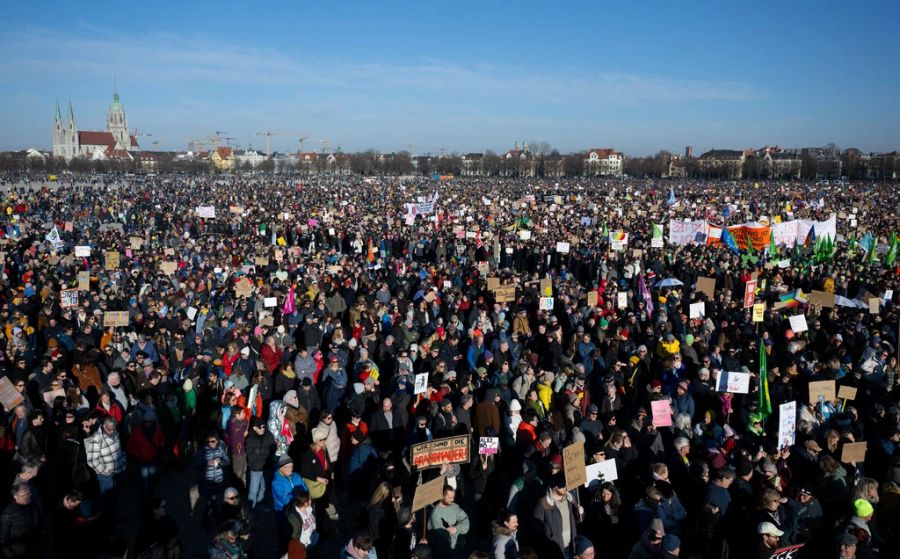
[208, 132, 235, 150]
[255, 131, 304, 157]
[320, 139, 330, 154]
[187, 138, 207, 153]
[298, 136, 310, 153]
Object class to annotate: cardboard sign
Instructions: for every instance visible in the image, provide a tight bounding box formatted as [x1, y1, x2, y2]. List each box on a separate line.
[74, 245, 91, 257]
[744, 280, 757, 308]
[556, 241, 570, 254]
[696, 276, 716, 299]
[478, 437, 499, 455]
[196, 206, 216, 219]
[585, 459, 618, 488]
[412, 475, 446, 512]
[752, 303, 765, 322]
[104, 251, 120, 270]
[540, 278, 553, 297]
[487, 277, 500, 291]
[587, 291, 598, 307]
[840, 441, 867, 463]
[562, 442, 587, 490]
[410, 435, 470, 469]
[60, 288, 79, 309]
[494, 285, 516, 303]
[414, 373, 428, 395]
[235, 279, 254, 298]
[0, 376, 24, 411]
[788, 314, 808, 333]
[808, 380, 836, 404]
[777, 401, 797, 449]
[808, 290, 835, 308]
[160, 261, 178, 276]
[689, 301, 705, 319]
[129, 236, 144, 249]
[651, 400, 672, 427]
[264, 297, 277, 308]
[539, 297, 554, 311]
[868, 297, 880, 314]
[103, 311, 129, 328]
[76, 271, 91, 292]
[837, 385, 857, 400]
[255, 256, 270, 267]
[617, 292, 628, 309]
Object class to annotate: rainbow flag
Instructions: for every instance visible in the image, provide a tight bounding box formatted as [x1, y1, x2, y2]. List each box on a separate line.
[778, 289, 808, 308]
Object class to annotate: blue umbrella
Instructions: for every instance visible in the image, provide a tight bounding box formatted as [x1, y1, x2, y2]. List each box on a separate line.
[653, 278, 684, 289]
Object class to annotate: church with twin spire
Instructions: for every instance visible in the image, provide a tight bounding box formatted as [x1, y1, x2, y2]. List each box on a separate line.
[52, 89, 139, 161]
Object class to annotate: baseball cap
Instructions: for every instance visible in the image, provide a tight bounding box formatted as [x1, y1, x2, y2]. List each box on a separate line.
[757, 522, 784, 537]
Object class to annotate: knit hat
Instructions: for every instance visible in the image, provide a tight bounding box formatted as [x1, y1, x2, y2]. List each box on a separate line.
[573, 537, 594, 557]
[853, 498, 874, 518]
[311, 427, 328, 442]
[277, 454, 293, 468]
[510, 399, 522, 411]
[284, 390, 300, 408]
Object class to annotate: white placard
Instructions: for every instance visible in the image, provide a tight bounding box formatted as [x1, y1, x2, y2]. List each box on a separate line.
[556, 242, 570, 254]
[186, 306, 198, 321]
[478, 437, 499, 455]
[585, 459, 619, 488]
[74, 245, 91, 257]
[264, 297, 277, 308]
[716, 371, 750, 394]
[617, 292, 627, 309]
[777, 258, 791, 269]
[60, 289, 79, 309]
[414, 373, 428, 395]
[518, 230, 531, 241]
[539, 297, 555, 311]
[610, 240, 624, 251]
[197, 206, 216, 219]
[788, 314, 808, 333]
[689, 301, 705, 319]
[778, 401, 797, 449]
[884, 290, 893, 301]
[651, 238, 664, 248]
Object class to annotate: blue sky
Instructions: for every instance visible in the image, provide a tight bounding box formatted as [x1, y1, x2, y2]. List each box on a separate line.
[1, 1, 898, 156]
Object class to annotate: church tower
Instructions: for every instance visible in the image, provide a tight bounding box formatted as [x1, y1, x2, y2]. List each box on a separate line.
[52, 101, 64, 158]
[106, 88, 129, 149]
[65, 100, 78, 159]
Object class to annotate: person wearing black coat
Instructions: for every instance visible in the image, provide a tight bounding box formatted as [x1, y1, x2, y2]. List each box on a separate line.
[0, 483, 47, 559]
[245, 418, 275, 509]
[56, 425, 93, 493]
[16, 411, 48, 465]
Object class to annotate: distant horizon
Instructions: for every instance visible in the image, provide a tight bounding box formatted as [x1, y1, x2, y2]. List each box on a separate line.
[2, 1, 898, 156]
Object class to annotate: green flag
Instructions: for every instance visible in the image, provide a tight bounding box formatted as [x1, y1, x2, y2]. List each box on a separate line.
[868, 238, 879, 265]
[886, 233, 898, 267]
[848, 232, 857, 257]
[652, 223, 664, 239]
[769, 229, 777, 257]
[602, 223, 609, 238]
[759, 341, 772, 419]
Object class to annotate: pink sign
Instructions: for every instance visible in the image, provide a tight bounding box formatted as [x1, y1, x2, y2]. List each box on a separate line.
[651, 400, 672, 427]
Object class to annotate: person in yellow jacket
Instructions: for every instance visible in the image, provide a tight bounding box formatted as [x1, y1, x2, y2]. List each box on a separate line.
[656, 333, 681, 360]
[536, 371, 555, 411]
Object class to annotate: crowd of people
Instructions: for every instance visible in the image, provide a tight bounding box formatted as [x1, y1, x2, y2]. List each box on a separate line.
[0, 173, 897, 559]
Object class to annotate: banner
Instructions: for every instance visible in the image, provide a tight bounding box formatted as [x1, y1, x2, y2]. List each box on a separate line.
[410, 435, 470, 469]
[668, 220, 709, 246]
[728, 225, 771, 251]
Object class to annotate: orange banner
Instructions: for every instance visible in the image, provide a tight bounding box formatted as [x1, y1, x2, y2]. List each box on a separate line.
[728, 226, 770, 250]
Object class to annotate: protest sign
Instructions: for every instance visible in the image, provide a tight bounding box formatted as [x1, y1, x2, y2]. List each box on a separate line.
[768, 543, 805, 559]
[743, 280, 757, 308]
[808, 290, 835, 308]
[412, 475, 446, 512]
[808, 380, 835, 404]
[0, 376, 24, 411]
[587, 291, 598, 307]
[788, 314, 808, 333]
[841, 442, 867, 463]
[104, 251, 120, 270]
[487, 277, 500, 291]
[60, 289, 79, 309]
[235, 279, 254, 298]
[869, 298, 880, 314]
[74, 245, 91, 257]
[410, 435, 470, 469]
[414, 373, 429, 395]
[129, 236, 144, 249]
[78, 271, 90, 291]
[689, 302, 705, 319]
[777, 401, 797, 449]
[539, 297, 554, 310]
[494, 285, 516, 303]
[717, 371, 750, 394]
[585, 459, 618, 489]
[752, 303, 765, 322]
[478, 437, 499, 455]
[160, 261, 178, 276]
[696, 277, 716, 299]
[556, 241, 570, 253]
[255, 256, 270, 267]
[197, 206, 216, 218]
[651, 400, 672, 427]
[562, 442, 587, 490]
[617, 292, 628, 309]
[103, 311, 129, 328]
[264, 297, 277, 308]
[186, 307, 198, 321]
[540, 278, 553, 297]
[837, 385, 857, 400]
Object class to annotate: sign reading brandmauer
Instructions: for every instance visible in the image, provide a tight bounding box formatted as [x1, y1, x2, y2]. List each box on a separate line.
[103, 311, 129, 328]
[410, 435, 470, 469]
[563, 442, 587, 490]
[411, 475, 446, 512]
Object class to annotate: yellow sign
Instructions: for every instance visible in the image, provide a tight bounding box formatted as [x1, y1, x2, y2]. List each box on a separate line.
[752, 303, 765, 322]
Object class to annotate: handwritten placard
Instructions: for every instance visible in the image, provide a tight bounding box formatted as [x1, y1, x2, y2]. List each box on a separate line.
[808, 380, 836, 404]
[103, 311, 130, 328]
[651, 400, 672, 427]
[562, 442, 587, 490]
[412, 475, 445, 512]
[60, 288, 79, 309]
[837, 385, 857, 400]
[841, 441, 867, 463]
[478, 437, 499, 455]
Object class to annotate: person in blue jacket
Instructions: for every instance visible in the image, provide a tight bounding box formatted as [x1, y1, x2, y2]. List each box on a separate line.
[272, 455, 308, 515]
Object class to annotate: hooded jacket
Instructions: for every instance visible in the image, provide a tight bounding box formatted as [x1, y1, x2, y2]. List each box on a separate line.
[492, 520, 518, 559]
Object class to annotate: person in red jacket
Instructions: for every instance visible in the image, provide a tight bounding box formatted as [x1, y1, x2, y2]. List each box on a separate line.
[261, 336, 284, 375]
[95, 390, 125, 424]
[126, 410, 165, 493]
